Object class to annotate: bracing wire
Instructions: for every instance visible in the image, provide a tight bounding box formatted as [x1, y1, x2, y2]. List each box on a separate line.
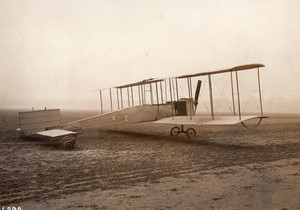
[213, 74, 234, 114]
[239, 74, 260, 114]
[198, 77, 211, 114]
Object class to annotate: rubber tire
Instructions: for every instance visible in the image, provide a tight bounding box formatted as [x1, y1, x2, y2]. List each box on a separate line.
[170, 126, 180, 136]
[64, 140, 75, 150]
[186, 128, 196, 138]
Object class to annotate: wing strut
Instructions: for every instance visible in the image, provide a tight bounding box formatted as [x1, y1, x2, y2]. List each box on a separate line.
[127, 87, 130, 107]
[171, 79, 176, 101]
[116, 88, 120, 110]
[131, 86, 134, 106]
[235, 71, 242, 120]
[208, 75, 214, 120]
[160, 81, 164, 104]
[230, 72, 236, 116]
[257, 67, 263, 115]
[155, 82, 160, 114]
[109, 88, 113, 111]
[99, 90, 103, 114]
[138, 85, 141, 105]
[187, 77, 193, 120]
[169, 78, 174, 120]
[120, 88, 124, 109]
[150, 83, 154, 104]
[175, 78, 179, 101]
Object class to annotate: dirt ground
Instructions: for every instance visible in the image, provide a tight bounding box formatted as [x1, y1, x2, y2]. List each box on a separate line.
[1, 110, 300, 209]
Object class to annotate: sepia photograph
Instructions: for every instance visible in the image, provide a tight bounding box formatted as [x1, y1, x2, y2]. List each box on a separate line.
[1, 0, 300, 209]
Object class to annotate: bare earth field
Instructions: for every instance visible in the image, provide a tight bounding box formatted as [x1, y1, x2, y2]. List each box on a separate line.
[1, 110, 300, 209]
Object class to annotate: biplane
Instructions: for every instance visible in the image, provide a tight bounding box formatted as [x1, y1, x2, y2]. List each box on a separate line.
[18, 63, 266, 149]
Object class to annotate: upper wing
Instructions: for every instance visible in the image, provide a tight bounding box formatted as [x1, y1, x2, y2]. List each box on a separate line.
[115, 78, 164, 89]
[96, 63, 265, 91]
[177, 64, 265, 79]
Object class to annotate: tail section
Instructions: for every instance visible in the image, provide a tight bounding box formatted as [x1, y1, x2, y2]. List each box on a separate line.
[18, 109, 61, 136]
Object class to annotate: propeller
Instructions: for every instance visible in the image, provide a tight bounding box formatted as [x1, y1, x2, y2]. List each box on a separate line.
[194, 80, 202, 111]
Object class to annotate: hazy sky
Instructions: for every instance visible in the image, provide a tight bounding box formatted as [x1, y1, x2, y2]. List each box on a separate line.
[1, 0, 299, 112]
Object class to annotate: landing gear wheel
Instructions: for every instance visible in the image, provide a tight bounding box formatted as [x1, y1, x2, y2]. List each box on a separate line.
[64, 140, 75, 150]
[170, 126, 180, 136]
[186, 128, 196, 138]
